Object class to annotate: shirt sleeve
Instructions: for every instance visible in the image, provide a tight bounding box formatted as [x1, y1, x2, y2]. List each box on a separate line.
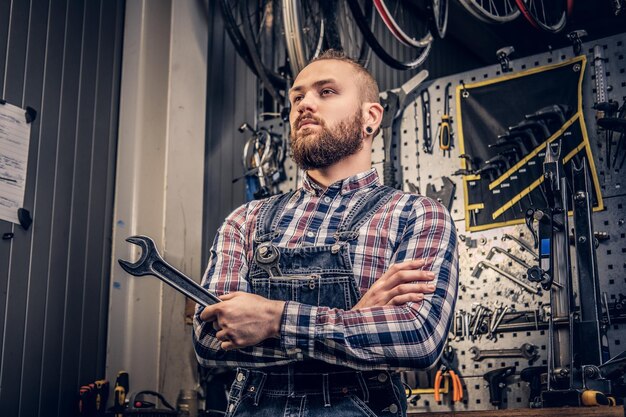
[279, 196, 459, 370]
[192, 203, 291, 368]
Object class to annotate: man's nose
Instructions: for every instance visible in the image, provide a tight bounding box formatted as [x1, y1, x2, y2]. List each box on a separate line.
[295, 91, 317, 113]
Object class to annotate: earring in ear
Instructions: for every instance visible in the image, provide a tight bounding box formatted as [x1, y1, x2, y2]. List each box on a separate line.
[365, 126, 373, 134]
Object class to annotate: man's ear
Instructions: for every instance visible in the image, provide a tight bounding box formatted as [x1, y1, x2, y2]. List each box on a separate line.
[363, 101, 384, 133]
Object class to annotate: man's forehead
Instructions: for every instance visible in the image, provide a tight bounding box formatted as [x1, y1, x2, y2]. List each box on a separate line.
[292, 59, 358, 89]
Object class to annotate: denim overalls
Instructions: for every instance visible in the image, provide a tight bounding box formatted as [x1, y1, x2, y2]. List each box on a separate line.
[224, 185, 409, 417]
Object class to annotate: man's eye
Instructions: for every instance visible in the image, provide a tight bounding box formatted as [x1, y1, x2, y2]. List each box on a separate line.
[320, 89, 334, 96]
[292, 96, 303, 103]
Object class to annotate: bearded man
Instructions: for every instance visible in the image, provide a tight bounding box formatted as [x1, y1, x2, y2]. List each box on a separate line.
[193, 50, 458, 417]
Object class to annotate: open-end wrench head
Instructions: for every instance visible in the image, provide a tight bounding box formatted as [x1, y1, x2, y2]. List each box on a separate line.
[469, 346, 480, 360]
[117, 235, 158, 276]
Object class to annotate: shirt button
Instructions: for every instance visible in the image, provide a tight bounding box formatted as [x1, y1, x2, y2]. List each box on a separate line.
[236, 372, 245, 382]
[389, 404, 399, 414]
[323, 196, 332, 203]
[306, 231, 315, 238]
[228, 403, 235, 413]
[377, 373, 388, 382]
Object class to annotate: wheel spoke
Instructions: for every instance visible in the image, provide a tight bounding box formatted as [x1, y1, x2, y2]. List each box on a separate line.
[515, 0, 567, 33]
[458, 0, 520, 23]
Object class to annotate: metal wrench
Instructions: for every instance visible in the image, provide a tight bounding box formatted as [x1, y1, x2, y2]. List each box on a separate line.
[501, 234, 538, 260]
[470, 343, 538, 361]
[118, 235, 221, 306]
[472, 261, 540, 294]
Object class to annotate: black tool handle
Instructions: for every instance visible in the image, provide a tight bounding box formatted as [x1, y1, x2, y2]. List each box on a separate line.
[151, 260, 221, 306]
[484, 366, 515, 408]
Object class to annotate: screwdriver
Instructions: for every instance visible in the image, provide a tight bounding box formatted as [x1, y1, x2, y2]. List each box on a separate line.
[438, 82, 453, 156]
[113, 371, 129, 417]
[94, 379, 109, 416]
[113, 386, 125, 417]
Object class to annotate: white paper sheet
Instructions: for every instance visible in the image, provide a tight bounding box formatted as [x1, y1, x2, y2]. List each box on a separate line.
[0, 102, 32, 224]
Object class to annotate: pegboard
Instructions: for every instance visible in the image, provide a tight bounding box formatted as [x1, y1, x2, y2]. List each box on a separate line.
[259, 31, 626, 413]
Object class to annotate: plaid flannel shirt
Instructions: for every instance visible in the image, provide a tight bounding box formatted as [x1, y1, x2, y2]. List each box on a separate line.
[193, 169, 458, 370]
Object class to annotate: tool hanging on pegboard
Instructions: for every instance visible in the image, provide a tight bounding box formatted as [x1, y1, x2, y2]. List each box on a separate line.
[592, 44, 621, 171]
[420, 88, 433, 154]
[597, 99, 626, 172]
[379, 70, 429, 188]
[235, 122, 287, 201]
[438, 82, 453, 157]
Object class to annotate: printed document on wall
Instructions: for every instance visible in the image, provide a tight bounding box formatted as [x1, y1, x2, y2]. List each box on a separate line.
[0, 102, 31, 224]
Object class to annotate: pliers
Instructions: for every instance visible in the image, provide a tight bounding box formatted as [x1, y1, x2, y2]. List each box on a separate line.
[434, 345, 464, 403]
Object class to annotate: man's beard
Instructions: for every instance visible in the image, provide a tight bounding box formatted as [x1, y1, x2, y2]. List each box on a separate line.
[289, 110, 364, 170]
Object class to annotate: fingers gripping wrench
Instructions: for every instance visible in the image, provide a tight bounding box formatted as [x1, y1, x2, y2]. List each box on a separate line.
[118, 235, 221, 306]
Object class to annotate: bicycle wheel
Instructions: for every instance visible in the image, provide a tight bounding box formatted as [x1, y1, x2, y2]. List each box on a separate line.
[373, 0, 432, 48]
[348, 0, 433, 70]
[220, 0, 288, 101]
[427, 0, 449, 39]
[515, 0, 568, 33]
[323, 1, 374, 67]
[283, 0, 325, 76]
[457, 0, 520, 23]
[283, 1, 373, 76]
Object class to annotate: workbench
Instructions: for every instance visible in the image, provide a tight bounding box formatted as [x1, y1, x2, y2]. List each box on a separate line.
[408, 407, 623, 416]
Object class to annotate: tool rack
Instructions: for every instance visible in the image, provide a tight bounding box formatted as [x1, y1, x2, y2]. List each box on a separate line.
[263, 32, 626, 413]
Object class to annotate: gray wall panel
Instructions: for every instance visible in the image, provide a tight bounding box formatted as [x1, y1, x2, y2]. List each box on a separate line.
[1, 1, 47, 415]
[203, 0, 251, 266]
[42, 0, 84, 414]
[0, 1, 124, 416]
[19, 0, 64, 416]
[78, 0, 103, 383]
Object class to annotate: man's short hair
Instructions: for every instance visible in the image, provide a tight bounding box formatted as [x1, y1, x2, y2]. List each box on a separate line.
[309, 49, 380, 104]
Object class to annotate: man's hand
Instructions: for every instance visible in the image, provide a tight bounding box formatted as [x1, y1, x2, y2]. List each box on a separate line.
[200, 292, 286, 351]
[351, 259, 436, 309]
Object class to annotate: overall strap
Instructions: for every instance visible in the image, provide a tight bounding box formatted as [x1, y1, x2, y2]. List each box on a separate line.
[334, 185, 396, 242]
[255, 190, 297, 243]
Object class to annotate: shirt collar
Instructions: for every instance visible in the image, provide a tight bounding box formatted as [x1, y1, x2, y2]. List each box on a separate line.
[301, 168, 380, 196]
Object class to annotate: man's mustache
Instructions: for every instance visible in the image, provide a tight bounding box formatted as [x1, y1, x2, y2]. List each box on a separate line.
[294, 113, 323, 129]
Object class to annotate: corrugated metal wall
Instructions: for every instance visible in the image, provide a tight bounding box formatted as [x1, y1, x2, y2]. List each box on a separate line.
[0, 1, 125, 416]
[202, 5, 483, 262]
[203, 0, 258, 251]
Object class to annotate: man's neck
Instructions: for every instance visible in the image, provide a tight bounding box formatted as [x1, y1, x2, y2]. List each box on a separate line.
[306, 154, 371, 189]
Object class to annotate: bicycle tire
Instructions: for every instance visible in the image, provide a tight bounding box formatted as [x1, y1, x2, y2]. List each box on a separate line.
[457, 0, 520, 24]
[283, 0, 325, 76]
[514, 0, 568, 33]
[427, 0, 449, 39]
[347, 0, 433, 70]
[372, 0, 432, 48]
[221, 0, 289, 100]
[323, 0, 374, 67]
[219, 0, 258, 76]
[239, 1, 283, 101]
[283, 0, 373, 76]
[221, 0, 287, 91]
